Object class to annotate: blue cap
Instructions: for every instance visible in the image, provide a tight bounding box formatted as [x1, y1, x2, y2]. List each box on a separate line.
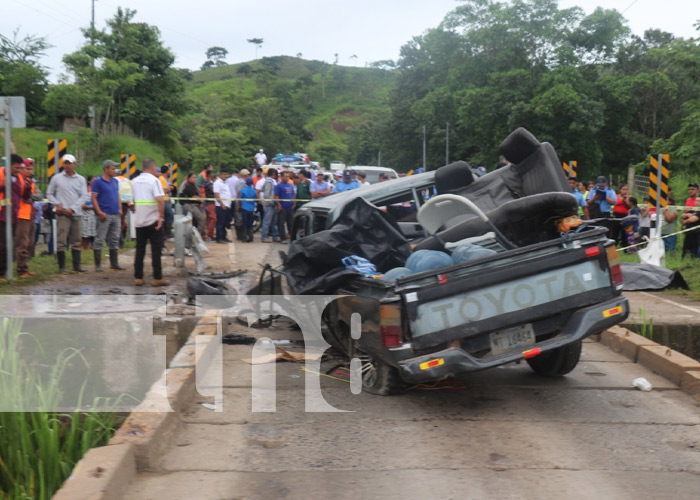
[343, 169, 352, 177]
[245, 177, 253, 185]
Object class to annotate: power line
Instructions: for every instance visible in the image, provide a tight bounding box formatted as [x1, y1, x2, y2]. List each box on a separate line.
[95, 0, 218, 49]
[620, 0, 640, 16]
[14, 0, 84, 31]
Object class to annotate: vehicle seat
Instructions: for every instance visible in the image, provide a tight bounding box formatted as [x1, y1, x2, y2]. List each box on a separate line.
[415, 192, 579, 251]
[435, 161, 474, 195]
[417, 194, 479, 235]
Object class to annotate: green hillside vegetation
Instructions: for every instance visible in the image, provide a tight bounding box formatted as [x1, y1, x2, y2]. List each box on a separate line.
[5, 1, 700, 179]
[183, 56, 396, 169]
[7, 128, 168, 181]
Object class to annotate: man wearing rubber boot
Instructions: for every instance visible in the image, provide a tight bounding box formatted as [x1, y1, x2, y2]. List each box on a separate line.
[91, 160, 125, 272]
[46, 154, 88, 274]
[131, 158, 169, 287]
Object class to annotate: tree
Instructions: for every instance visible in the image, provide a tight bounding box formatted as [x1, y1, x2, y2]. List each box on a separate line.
[382, 0, 634, 170]
[368, 59, 396, 70]
[43, 84, 99, 124]
[0, 30, 50, 125]
[0, 30, 50, 64]
[202, 46, 228, 69]
[247, 38, 263, 59]
[63, 8, 188, 147]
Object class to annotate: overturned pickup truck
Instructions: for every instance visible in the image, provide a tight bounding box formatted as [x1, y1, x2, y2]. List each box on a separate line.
[285, 128, 629, 395]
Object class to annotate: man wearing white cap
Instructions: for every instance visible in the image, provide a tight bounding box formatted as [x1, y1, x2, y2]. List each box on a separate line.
[255, 149, 267, 166]
[46, 154, 88, 274]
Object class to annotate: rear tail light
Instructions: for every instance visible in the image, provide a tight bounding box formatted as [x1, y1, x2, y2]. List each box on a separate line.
[606, 245, 624, 289]
[523, 348, 541, 359]
[380, 303, 402, 347]
[585, 246, 601, 258]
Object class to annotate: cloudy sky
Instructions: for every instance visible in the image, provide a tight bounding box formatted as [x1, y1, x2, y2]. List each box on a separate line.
[5, 0, 700, 81]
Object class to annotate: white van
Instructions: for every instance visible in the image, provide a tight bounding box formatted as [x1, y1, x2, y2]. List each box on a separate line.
[349, 166, 399, 184]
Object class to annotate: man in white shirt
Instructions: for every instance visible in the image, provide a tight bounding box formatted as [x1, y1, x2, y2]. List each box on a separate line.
[213, 169, 232, 243]
[46, 154, 88, 274]
[356, 170, 371, 187]
[131, 157, 168, 286]
[254, 149, 267, 166]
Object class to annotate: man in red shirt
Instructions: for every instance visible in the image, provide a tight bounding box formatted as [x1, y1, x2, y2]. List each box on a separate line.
[681, 182, 700, 258]
[16, 159, 39, 278]
[1, 155, 25, 280]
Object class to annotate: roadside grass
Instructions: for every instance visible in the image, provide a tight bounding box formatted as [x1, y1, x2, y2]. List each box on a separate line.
[0, 319, 122, 500]
[0, 241, 135, 295]
[617, 232, 700, 300]
[638, 307, 654, 339]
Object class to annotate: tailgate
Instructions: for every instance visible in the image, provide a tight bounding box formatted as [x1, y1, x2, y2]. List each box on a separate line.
[401, 243, 616, 349]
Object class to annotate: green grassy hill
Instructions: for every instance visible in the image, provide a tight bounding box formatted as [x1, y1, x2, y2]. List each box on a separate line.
[6, 128, 169, 183]
[188, 56, 396, 166]
[5, 56, 395, 176]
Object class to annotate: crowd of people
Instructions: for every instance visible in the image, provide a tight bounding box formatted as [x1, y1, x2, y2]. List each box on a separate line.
[0, 150, 392, 284]
[4, 150, 700, 284]
[179, 163, 378, 245]
[0, 153, 172, 285]
[569, 174, 700, 257]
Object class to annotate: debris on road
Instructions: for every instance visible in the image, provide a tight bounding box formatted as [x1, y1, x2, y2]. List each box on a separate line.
[221, 333, 256, 345]
[186, 276, 236, 302]
[632, 377, 653, 391]
[243, 346, 323, 365]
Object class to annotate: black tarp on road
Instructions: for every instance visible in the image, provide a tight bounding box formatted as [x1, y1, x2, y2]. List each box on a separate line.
[621, 263, 688, 291]
[283, 198, 412, 294]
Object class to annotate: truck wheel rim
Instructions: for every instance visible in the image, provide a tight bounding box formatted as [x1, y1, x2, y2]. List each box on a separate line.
[356, 352, 378, 387]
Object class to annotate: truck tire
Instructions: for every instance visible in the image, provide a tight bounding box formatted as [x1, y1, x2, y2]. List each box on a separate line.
[526, 341, 582, 377]
[355, 346, 407, 396]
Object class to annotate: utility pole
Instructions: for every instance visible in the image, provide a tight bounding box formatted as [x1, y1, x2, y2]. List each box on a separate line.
[422, 126, 426, 170]
[445, 122, 449, 166]
[90, 0, 96, 67]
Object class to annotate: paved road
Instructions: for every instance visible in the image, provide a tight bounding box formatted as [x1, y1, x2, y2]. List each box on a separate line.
[625, 290, 700, 326]
[126, 241, 700, 500]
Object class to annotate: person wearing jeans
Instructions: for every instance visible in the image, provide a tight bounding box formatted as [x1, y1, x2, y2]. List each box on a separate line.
[274, 170, 296, 241]
[258, 169, 279, 242]
[91, 159, 125, 271]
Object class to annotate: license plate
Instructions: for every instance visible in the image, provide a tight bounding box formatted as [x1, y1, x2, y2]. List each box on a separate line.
[489, 324, 535, 355]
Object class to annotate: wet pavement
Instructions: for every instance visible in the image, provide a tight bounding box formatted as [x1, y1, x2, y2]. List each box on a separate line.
[123, 240, 700, 500]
